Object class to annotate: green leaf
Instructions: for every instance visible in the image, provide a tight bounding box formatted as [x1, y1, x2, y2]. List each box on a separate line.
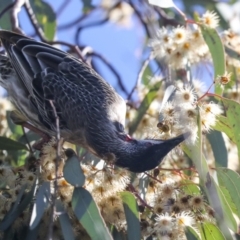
[120, 191, 140, 240]
[30, 181, 51, 229]
[185, 226, 200, 240]
[219, 185, 238, 216]
[18, 131, 40, 145]
[6, 111, 23, 138]
[182, 143, 209, 182]
[72, 187, 112, 240]
[25, 223, 41, 240]
[213, 115, 235, 143]
[0, 136, 28, 151]
[179, 180, 201, 195]
[29, 0, 56, 40]
[129, 80, 162, 135]
[0, 0, 12, 30]
[142, 65, 153, 86]
[183, 118, 232, 238]
[207, 130, 228, 167]
[201, 26, 225, 95]
[82, 0, 94, 13]
[205, 174, 232, 238]
[63, 149, 85, 187]
[217, 185, 237, 232]
[220, 97, 240, 159]
[56, 200, 75, 240]
[217, 168, 240, 219]
[200, 222, 225, 240]
[112, 227, 127, 240]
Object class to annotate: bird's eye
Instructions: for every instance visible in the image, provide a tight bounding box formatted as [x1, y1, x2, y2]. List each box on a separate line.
[115, 121, 124, 132]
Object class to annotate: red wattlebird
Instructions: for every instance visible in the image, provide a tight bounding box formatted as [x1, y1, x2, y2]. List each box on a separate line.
[0, 30, 188, 172]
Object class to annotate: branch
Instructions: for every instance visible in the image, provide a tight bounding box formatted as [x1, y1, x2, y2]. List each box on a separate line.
[56, 0, 71, 17]
[128, 0, 151, 37]
[48, 100, 62, 240]
[24, 0, 46, 41]
[75, 18, 108, 45]
[58, 8, 97, 30]
[128, 184, 152, 209]
[85, 49, 129, 96]
[10, 0, 25, 34]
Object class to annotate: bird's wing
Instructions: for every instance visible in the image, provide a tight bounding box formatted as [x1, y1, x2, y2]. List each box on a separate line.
[0, 30, 122, 134]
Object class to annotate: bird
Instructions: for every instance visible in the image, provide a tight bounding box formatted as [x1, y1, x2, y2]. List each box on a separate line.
[0, 30, 188, 173]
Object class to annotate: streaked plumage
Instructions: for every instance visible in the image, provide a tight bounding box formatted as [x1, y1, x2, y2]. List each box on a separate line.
[0, 30, 188, 172]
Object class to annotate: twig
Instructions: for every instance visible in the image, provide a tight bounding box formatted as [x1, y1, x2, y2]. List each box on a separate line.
[128, 184, 152, 209]
[24, 0, 46, 41]
[75, 18, 108, 45]
[74, 1, 126, 44]
[144, 171, 162, 184]
[127, 53, 153, 100]
[56, 0, 71, 17]
[58, 9, 94, 30]
[197, 82, 214, 102]
[128, 0, 151, 37]
[154, 7, 182, 27]
[86, 50, 129, 96]
[23, 1, 84, 60]
[48, 40, 84, 60]
[10, 0, 25, 33]
[48, 100, 61, 240]
[0, 2, 14, 19]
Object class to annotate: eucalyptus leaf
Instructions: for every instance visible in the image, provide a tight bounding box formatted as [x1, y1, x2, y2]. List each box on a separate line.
[0, 0, 12, 30]
[179, 180, 201, 195]
[200, 26, 225, 95]
[220, 97, 240, 159]
[129, 81, 162, 135]
[200, 222, 225, 240]
[185, 226, 200, 240]
[120, 191, 141, 240]
[29, 0, 56, 40]
[0, 136, 28, 151]
[63, 149, 85, 187]
[30, 181, 51, 229]
[56, 200, 75, 240]
[213, 115, 235, 143]
[207, 130, 228, 167]
[217, 167, 240, 219]
[72, 187, 112, 240]
[217, 185, 237, 232]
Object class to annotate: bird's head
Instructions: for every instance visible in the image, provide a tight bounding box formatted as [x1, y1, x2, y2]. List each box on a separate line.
[114, 133, 189, 173]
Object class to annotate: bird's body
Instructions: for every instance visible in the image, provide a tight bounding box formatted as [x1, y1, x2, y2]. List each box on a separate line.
[0, 30, 187, 172]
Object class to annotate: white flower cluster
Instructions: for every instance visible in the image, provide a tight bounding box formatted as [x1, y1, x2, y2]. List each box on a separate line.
[149, 11, 219, 69]
[158, 83, 223, 144]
